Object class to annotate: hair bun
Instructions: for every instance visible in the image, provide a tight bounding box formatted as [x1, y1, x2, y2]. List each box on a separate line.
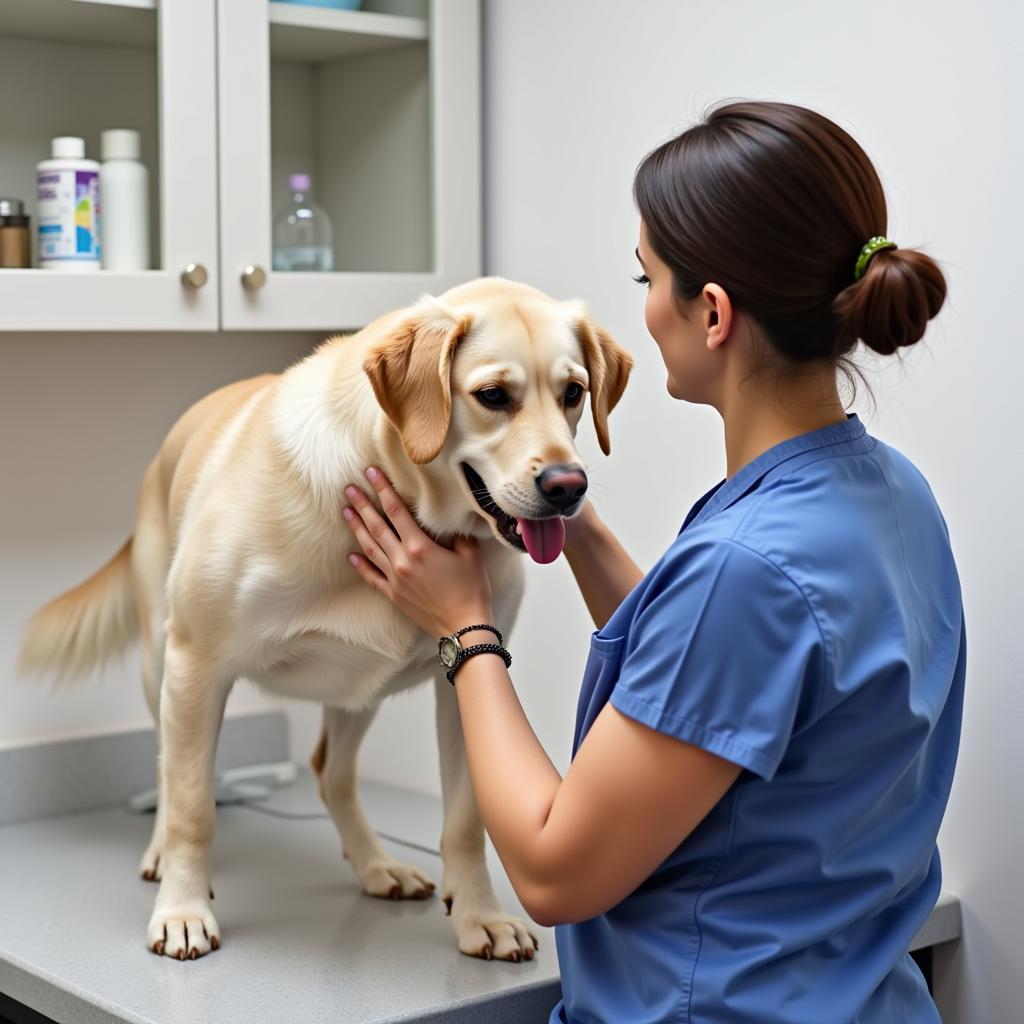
[833, 246, 947, 356]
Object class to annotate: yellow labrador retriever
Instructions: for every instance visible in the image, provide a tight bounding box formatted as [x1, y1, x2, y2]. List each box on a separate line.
[19, 276, 633, 962]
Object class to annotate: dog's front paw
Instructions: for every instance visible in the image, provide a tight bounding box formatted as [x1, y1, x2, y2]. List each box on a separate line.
[147, 900, 220, 960]
[352, 854, 436, 900]
[451, 901, 539, 962]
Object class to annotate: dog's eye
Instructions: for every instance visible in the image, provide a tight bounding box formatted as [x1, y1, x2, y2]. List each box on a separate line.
[475, 386, 511, 409]
[564, 382, 585, 406]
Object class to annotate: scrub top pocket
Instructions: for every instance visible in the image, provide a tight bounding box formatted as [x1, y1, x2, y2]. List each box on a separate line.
[570, 631, 627, 759]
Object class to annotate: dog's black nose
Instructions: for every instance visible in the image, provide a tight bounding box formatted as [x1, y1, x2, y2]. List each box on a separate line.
[535, 465, 588, 511]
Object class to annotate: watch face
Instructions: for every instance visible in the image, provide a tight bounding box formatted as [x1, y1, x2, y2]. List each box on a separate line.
[439, 637, 459, 668]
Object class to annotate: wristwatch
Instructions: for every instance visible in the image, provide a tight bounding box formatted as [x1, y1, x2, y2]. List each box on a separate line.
[438, 624, 510, 684]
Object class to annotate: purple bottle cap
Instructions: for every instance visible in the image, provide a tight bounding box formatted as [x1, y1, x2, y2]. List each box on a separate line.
[289, 173, 311, 191]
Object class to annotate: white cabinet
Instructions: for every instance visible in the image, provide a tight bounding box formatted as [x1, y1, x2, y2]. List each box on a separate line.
[0, 0, 219, 331]
[0, 0, 480, 333]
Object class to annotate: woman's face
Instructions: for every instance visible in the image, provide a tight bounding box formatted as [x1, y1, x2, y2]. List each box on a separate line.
[636, 221, 729, 406]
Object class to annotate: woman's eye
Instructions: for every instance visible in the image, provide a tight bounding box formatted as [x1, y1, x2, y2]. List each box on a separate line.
[475, 386, 511, 409]
[564, 382, 585, 406]
[632, 273, 650, 287]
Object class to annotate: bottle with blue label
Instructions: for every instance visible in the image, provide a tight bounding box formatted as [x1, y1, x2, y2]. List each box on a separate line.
[37, 137, 101, 271]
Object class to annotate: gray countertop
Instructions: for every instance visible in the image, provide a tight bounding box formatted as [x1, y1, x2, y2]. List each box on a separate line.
[0, 767, 562, 1024]
[0, 764, 961, 1024]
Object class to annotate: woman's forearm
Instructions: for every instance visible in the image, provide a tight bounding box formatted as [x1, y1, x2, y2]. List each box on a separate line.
[562, 502, 644, 631]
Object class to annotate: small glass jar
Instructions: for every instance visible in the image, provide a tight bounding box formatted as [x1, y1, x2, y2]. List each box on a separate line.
[0, 198, 31, 268]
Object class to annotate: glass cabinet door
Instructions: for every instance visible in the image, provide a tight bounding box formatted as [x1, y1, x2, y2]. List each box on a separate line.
[0, 0, 219, 331]
[217, 0, 481, 331]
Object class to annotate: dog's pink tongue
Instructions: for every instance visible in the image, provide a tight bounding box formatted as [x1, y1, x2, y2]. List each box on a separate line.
[517, 517, 566, 564]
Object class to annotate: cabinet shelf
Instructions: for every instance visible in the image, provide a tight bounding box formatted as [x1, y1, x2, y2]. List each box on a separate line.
[0, 0, 156, 51]
[0, 270, 217, 332]
[269, 3, 427, 63]
[0, 0, 426, 59]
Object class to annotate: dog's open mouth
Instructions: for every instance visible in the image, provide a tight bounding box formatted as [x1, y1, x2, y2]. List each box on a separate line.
[461, 463, 566, 564]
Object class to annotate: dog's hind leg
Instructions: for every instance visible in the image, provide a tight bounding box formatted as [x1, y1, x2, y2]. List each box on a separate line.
[315, 703, 437, 900]
[132, 464, 172, 882]
[147, 633, 231, 959]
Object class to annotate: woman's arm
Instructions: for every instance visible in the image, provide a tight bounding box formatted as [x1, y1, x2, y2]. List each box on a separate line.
[342, 471, 738, 929]
[562, 501, 645, 631]
[450, 651, 740, 927]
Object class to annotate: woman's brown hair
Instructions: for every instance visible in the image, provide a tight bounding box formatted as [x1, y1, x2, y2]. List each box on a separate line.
[633, 101, 946, 363]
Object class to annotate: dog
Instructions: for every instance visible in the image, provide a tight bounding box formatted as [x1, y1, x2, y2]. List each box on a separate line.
[18, 276, 633, 961]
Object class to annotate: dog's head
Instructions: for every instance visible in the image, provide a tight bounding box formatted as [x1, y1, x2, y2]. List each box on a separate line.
[362, 278, 633, 564]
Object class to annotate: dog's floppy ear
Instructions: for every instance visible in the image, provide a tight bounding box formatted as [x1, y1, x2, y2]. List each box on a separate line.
[362, 297, 473, 465]
[565, 303, 634, 456]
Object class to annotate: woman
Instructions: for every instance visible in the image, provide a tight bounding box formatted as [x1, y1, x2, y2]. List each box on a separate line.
[340, 101, 965, 1024]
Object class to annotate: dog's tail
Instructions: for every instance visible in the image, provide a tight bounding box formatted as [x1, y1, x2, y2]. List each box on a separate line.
[18, 537, 140, 684]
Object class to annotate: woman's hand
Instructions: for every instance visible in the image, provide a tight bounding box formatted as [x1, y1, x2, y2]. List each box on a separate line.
[343, 466, 494, 638]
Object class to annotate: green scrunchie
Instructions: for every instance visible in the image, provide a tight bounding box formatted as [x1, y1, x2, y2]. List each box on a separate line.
[854, 235, 897, 281]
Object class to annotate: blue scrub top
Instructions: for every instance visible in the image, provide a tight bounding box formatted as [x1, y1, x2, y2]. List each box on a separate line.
[549, 414, 966, 1024]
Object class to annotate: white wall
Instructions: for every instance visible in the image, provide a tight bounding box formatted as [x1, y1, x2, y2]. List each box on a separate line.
[323, 0, 1024, 1020]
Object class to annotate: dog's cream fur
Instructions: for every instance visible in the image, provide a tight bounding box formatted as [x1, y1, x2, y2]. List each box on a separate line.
[19, 277, 633, 961]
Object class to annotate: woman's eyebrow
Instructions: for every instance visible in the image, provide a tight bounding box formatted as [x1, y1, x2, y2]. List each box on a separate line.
[634, 247, 647, 268]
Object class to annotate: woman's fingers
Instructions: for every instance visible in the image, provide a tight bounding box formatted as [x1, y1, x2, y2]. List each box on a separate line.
[348, 551, 390, 595]
[362, 467, 428, 548]
[343, 505, 396, 580]
[343, 483, 402, 564]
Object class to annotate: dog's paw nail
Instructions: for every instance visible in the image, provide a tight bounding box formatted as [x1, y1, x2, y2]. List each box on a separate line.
[189, 948, 199, 960]
[211, 935, 220, 950]
[152, 940, 165, 956]
[176, 949, 186, 961]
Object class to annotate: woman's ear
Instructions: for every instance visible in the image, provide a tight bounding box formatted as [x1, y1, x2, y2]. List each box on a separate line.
[565, 302, 634, 456]
[362, 297, 473, 464]
[703, 283, 732, 351]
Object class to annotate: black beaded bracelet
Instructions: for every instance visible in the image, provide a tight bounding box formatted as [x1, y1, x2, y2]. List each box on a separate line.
[454, 623, 503, 645]
[447, 643, 512, 685]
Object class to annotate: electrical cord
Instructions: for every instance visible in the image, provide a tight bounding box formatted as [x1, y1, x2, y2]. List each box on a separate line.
[234, 798, 443, 859]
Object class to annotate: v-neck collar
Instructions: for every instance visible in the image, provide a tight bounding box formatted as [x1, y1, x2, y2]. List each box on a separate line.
[683, 414, 869, 533]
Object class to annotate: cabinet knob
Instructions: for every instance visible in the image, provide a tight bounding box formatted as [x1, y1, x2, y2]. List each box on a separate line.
[241, 264, 267, 291]
[180, 263, 208, 289]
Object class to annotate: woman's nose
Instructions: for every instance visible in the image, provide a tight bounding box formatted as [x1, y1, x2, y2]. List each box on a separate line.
[535, 465, 588, 511]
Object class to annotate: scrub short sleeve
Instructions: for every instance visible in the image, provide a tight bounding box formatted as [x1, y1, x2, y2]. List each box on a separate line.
[609, 539, 826, 780]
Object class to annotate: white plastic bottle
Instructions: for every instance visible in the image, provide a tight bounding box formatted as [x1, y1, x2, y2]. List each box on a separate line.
[36, 137, 101, 271]
[272, 173, 334, 272]
[100, 129, 149, 271]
